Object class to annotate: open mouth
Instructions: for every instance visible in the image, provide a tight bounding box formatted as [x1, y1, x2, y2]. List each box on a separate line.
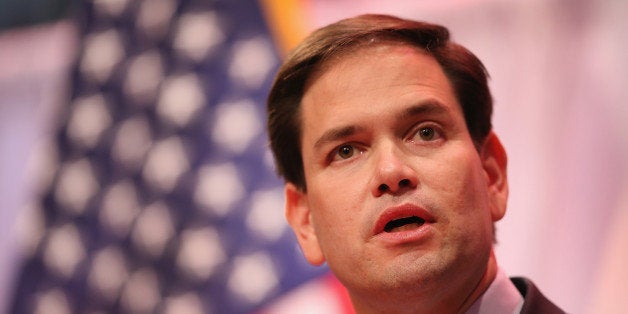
[373, 203, 435, 237]
[383, 216, 426, 233]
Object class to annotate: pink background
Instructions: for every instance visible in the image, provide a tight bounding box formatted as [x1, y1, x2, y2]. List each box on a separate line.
[1, 0, 626, 313]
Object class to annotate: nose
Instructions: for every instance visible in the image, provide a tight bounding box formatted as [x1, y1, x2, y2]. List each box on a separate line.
[370, 143, 418, 197]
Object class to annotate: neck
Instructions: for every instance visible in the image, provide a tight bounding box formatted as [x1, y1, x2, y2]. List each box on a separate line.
[351, 250, 499, 314]
[457, 251, 498, 313]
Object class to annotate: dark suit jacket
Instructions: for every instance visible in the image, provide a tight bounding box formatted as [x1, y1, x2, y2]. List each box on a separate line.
[511, 277, 566, 314]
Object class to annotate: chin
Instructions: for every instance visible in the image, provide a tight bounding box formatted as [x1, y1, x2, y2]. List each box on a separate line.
[351, 256, 449, 296]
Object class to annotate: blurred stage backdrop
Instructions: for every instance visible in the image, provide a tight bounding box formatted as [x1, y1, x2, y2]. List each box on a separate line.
[1, 0, 626, 313]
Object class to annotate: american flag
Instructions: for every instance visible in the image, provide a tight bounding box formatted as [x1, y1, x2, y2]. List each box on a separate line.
[9, 0, 333, 313]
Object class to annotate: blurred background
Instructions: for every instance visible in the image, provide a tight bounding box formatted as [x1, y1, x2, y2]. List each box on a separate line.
[1, 0, 626, 313]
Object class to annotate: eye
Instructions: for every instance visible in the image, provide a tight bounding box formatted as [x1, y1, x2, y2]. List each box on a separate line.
[419, 127, 436, 140]
[328, 143, 361, 163]
[337, 144, 355, 159]
[410, 125, 443, 143]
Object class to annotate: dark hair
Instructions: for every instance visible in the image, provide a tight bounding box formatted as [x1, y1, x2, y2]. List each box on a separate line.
[267, 14, 493, 191]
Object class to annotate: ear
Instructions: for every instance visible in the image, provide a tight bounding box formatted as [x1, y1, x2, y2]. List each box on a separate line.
[285, 183, 325, 266]
[480, 132, 509, 222]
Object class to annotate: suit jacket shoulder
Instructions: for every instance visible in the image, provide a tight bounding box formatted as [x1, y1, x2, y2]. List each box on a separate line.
[510, 277, 566, 314]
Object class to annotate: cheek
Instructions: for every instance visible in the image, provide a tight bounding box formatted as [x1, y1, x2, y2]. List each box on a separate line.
[307, 184, 359, 245]
[306, 164, 368, 227]
[425, 154, 495, 256]
[426, 150, 491, 219]
[305, 176, 371, 266]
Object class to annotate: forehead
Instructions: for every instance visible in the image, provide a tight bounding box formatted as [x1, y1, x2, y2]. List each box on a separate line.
[302, 42, 457, 111]
[307, 40, 432, 87]
[300, 42, 463, 140]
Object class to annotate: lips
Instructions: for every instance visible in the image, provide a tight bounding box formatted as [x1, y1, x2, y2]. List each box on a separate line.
[373, 203, 435, 240]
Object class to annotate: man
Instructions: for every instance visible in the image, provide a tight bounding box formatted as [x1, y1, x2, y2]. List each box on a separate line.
[266, 14, 564, 313]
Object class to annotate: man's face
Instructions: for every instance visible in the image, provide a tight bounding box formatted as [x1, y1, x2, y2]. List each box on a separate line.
[285, 44, 508, 302]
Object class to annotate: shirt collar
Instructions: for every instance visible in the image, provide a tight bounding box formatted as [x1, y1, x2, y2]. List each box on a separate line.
[464, 267, 524, 314]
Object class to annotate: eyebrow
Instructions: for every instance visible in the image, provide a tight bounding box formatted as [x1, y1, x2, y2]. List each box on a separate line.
[312, 100, 451, 150]
[396, 100, 450, 121]
[314, 125, 365, 150]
